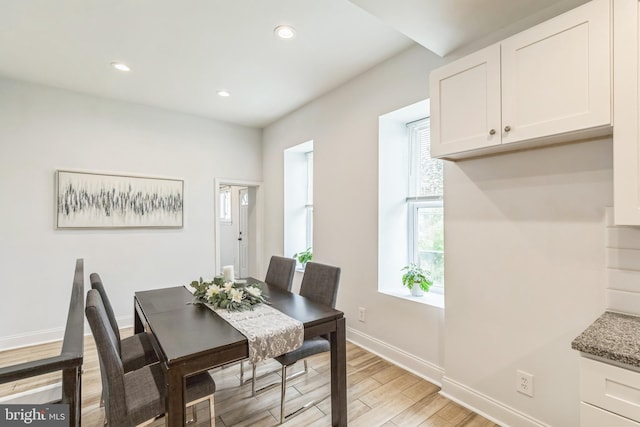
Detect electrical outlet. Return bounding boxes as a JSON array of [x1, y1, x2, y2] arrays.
[[516, 370, 534, 397], [358, 307, 366, 322]]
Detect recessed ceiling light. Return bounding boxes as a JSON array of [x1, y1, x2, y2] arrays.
[[274, 25, 296, 39], [110, 62, 131, 72], [217, 90, 231, 97]]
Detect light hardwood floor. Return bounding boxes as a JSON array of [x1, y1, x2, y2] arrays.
[[0, 329, 499, 427]]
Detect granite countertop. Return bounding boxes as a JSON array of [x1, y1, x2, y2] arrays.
[[572, 311, 640, 368]]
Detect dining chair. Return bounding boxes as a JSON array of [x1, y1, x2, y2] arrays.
[[264, 256, 296, 291], [90, 273, 158, 372], [274, 262, 341, 424], [242, 256, 297, 386], [86, 289, 216, 426]]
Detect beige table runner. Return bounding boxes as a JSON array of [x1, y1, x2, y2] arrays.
[[185, 284, 303, 363], [210, 303, 303, 363]]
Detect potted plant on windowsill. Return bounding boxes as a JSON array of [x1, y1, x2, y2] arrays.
[[401, 264, 433, 297], [293, 247, 313, 269]]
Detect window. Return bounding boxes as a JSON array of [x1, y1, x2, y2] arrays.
[[305, 151, 314, 251], [284, 141, 314, 268], [407, 118, 444, 289], [378, 99, 444, 307], [219, 186, 232, 224]]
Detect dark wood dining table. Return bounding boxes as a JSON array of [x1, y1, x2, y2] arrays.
[[133, 278, 347, 427]]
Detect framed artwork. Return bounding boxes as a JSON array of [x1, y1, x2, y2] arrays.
[[56, 170, 184, 229]]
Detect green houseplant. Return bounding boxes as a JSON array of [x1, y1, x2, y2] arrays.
[[401, 264, 433, 296], [293, 247, 313, 268]]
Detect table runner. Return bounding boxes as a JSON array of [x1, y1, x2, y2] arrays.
[[185, 285, 303, 363]]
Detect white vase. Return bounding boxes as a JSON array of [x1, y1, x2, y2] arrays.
[[410, 285, 424, 297]]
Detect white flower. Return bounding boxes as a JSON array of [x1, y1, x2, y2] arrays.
[[223, 282, 234, 292], [246, 286, 262, 298], [206, 284, 221, 298], [230, 288, 244, 303]]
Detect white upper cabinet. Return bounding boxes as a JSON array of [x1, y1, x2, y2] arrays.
[[430, 0, 611, 159], [430, 45, 501, 158]]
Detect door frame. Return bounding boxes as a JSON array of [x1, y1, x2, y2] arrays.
[[214, 178, 264, 279]]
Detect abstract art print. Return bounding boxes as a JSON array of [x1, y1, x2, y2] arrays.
[[56, 170, 184, 228]]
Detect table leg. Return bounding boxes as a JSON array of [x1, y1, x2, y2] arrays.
[[330, 317, 347, 427], [134, 300, 144, 334], [166, 367, 186, 426]]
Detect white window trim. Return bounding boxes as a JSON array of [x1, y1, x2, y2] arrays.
[[379, 289, 444, 308], [378, 99, 443, 309], [284, 141, 313, 272]]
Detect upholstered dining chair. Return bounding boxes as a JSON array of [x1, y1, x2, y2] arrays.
[[274, 262, 341, 424], [86, 289, 216, 426], [90, 273, 158, 372], [264, 256, 296, 291]]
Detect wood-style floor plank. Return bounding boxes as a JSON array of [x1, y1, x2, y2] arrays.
[[0, 329, 500, 427]]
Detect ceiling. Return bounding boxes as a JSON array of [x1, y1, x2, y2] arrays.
[[0, 0, 591, 128], [349, 0, 591, 58]]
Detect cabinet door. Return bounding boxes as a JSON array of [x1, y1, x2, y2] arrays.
[[580, 357, 640, 422], [429, 44, 501, 158], [581, 402, 640, 427], [501, 0, 610, 144], [614, 0, 640, 225]]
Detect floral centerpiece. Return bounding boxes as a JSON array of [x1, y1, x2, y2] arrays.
[[189, 276, 267, 311]]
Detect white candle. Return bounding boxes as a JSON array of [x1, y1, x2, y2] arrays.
[[223, 265, 235, 283]]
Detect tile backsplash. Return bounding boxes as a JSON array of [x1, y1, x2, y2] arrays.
[[606, 207, 640, 315]]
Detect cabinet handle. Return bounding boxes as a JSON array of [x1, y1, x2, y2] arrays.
[[504, 126, 511, 132], [489, 129, 496, 135]]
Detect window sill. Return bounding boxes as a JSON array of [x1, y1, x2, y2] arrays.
[[379, 289, 444, 309]]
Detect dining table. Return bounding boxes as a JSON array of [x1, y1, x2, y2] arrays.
[[133, 278, 347, 427]]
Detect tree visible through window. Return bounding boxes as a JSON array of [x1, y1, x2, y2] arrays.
[[407, 118, 444, 288]]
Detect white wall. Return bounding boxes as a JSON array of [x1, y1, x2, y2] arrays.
[[263, 41, 614, 426], [263, 45, 447, 379], [442, 139, 611, 427], [0, 78, 262, 349]]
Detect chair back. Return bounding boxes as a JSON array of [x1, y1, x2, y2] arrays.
[[299, 262, 341, 308], [90, 273, 122, 351], [264, 256, 296, 291], [85, 289, 129, 426]]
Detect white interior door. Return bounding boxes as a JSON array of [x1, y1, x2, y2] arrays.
[[214, 178, 262, 279], [238, 188, 249, 278]]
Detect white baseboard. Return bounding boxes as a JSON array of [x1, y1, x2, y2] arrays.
[[0, 327, 67, 351], [346, 327, 444, 386], [0, 315, 134, 351], [117, 315, 134, 330], [0, 383, 62, 404], [440, 376, 550, 427]]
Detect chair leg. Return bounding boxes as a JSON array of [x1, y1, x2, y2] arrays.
[[278, 359, 329, 423], [186, 404, 197, 424], [252, 364, 257, 396], [209, 394, 215, 423], [280, 365, 287, 425], [182, 394, 215, 427]]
